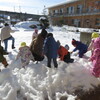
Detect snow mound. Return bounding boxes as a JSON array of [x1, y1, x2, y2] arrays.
[[14, 21, 41, 31]]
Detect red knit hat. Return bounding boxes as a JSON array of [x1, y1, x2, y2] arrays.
[[72, 39, 76, 45], [35, 28, 38, 33]]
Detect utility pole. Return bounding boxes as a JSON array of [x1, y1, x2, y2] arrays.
[[43, 5, 47, 15], [19, 5, 21, 13], [14, 6, 15, 12], [82, 0, 86, 27]]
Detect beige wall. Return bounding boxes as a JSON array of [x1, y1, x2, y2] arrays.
[[48, 0, 100, 29]]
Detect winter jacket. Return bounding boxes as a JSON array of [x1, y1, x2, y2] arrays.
[[73, 41, 88, 57], [90, 48, 100, 77], [0, 45, 7, 62], [88, 37, 100, 54], [30, 33, 45, 56], [58, 46, 68, 60], [0, 26, 14, 41], [93, 37, 100, 51], [17, 46, 34, 66], [44, 36, 59, 58]]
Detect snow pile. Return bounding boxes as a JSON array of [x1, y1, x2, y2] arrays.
[[62, 25, 100, 33], [14, 21, 41, 31], [0, 26, 100, 100]]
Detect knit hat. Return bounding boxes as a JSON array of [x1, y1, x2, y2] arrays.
[[47, 33, 53, 37], [65, 44, 69, 50], [72, 39, 76, 45], [4, 23, 9, 26], [35, 28, 38, 33], [91, 32, 99, 39], [20, 42, 26, 47]]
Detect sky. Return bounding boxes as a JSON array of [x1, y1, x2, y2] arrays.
[[0, 0, 70, 15], [0, 24, 100, 100]]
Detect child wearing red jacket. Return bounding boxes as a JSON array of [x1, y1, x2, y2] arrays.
[[57, 41, 74, 63]]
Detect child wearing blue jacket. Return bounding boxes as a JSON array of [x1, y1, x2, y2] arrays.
[[43, 33, 59, 68], [71, 39, 88, 58]]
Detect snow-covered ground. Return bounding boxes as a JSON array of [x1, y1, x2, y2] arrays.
[[0, 25, 100, 100]]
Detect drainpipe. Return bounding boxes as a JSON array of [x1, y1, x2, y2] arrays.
[[82, 0, 86, 28]]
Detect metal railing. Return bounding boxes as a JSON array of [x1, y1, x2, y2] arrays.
[[49, 10, 100, 17]]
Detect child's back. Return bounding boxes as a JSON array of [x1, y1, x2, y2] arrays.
[[58, 44, 74, 63], [16, 42, 34, 67], [19, 46, 33, 60], [58, 46, 68, 60]]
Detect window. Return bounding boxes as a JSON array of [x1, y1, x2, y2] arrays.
[[66, 7, 69, 14], [55, 10, 58, 14], [86, 6, 91, 12], [71, 7, 74, 14], [60, 8, 63, 13], [53, 10, 55, 15], [72, 19, 74, 24], [95, 18, 100, 25], [76, 5, 83, 13], [66, 6, 74, 14], [53, 10, 59, 15], [95, 1, 100, 8], [49, 11, 53, 15]]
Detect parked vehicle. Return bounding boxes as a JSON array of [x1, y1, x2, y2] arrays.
[[14, 21, 42, 30]]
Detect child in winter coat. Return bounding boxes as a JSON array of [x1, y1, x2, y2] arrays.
[[89, 48, 100, 77], [0, 40, 8, 68], [88, 32, 99, 55], [89, 35, 100, 77], [43, 33, 59, 68], [16, 42, 34, 68], [30, 29, 47, 61], [71, 39, 88, 58], [32, 28, 38, 40], [57, 41, 74, 63]]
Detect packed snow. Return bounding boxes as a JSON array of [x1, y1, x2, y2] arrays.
[[14, 21, 41, 31], [0, 25, 100, 100]]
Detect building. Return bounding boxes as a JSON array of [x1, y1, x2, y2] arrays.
[[0, 10, 42, 25], [48, 0, 100, 29]]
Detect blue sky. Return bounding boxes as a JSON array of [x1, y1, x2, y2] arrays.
[[0, 0, 70, 15]]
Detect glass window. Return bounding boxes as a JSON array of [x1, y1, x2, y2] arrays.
[[95, 18, 100, 25], [66, 6, 74, 14], [77, 5, 83, 13]]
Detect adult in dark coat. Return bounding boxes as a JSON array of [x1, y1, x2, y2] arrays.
[[30, 29, 47, 61], [43, 33, 59, 68]]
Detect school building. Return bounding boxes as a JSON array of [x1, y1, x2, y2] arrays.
[[48, 0, 100, 29]]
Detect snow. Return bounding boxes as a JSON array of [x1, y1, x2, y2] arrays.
[[0, 25, 100, 100], [14, 21, 41, 31], [39, 17, 46, 20]]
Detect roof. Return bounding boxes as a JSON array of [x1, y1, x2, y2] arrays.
[[48, 0, 79, 9]]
